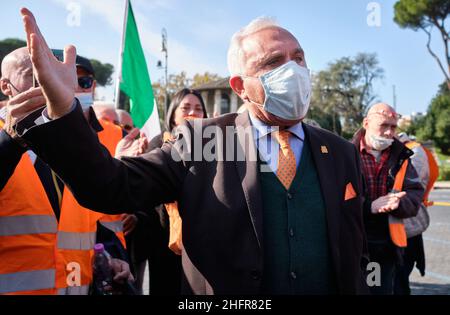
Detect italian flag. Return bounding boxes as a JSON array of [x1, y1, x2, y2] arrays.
[[116, 0, 161, 138]]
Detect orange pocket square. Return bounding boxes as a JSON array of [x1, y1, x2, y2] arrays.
[[344, 182, 357, 201]]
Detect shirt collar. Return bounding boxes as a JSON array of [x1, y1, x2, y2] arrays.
[[248, 111, 304, 141], [87, 107, 104, 133]]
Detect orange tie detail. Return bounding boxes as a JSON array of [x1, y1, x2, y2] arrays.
[[274, 130, 296, 189]]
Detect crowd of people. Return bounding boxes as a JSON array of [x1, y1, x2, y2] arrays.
[[0, 8, 439, 295]]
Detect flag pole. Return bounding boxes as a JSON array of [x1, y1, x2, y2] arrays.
[[114, 0, 130, 109]]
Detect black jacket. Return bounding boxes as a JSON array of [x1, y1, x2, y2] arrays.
[[352, 129, 424, 243], [20, 103, 370, 294]]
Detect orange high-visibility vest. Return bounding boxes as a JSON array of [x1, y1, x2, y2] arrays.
[[405, 141, 440, 207], [96, 120, 127, 249], [388, 160, 409, 248], [162, 131, 183, 255], [0, 152, 59, 295], [0, 119, 125, 295]]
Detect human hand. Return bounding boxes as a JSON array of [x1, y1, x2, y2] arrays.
[[122, 214, 138, 236], [3, 87, 46, 138], [115, 128, 149, 158], [371, 191, 407, 214], [21, 8, 77, 119], [110, 258, 134, 285]]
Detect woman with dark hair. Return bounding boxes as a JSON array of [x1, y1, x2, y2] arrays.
[[151, 88, 208, 147], [130, 88, 207, 295]]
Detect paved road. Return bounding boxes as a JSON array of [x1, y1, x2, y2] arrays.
[[142, 189, 450, 295], [410, 189, 450, 295]]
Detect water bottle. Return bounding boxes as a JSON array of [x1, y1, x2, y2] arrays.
[[93, 243, 113, 295]]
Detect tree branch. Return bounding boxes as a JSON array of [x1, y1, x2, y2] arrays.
[[421, 26, 450, 82]]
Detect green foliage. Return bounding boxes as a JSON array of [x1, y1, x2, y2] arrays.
[[416, 83, 450, 154], [307, 105, 342, 135], [311, 52, 384, 136], [394, 0, 450, 30], [394, 0, 450, 87], [191, 72, 222, 88], [439, 168, 450, 180], [90, 59, 114, 87]]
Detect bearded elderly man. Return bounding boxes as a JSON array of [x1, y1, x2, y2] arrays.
[[352, 103, 424, 295], [7, 9, 369, 294]]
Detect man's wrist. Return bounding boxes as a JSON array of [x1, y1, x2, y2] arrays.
[[47, 99, 75, 120]]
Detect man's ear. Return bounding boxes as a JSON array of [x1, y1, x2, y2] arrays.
[[362, 117, 369, 129], [229, 76, 247, 101], [0, 79, 12, 97]]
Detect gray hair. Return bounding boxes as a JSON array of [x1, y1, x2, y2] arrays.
[[227, 16, 281, 76]]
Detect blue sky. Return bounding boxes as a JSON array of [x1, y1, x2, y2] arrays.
[[1, 0, 447, 115]]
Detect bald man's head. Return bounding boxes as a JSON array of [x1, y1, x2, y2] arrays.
[[93, 104, 119, 124], [363, 102, 399, 150], [366, 103, 397, 118], [0, 47, 33, 98], [116, 109, 134, 131]]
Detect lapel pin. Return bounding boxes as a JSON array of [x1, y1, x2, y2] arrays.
[[321, 146, 328, 154]]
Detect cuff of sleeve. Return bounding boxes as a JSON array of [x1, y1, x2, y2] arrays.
[[0, 129, 27, 155], [15, 99, 78, 137]]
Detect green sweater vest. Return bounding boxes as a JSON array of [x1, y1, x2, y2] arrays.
[[259, 139, 337, 294]]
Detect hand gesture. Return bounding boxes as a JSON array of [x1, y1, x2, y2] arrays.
[[4, 87, 46, 138], [371, 191, 407, 214], [115, 128, 149, 158], [21, 8, 77, 119]]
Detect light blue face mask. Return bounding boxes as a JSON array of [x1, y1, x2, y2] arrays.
[[243, 61, 312, 121], [75, 92, 94, 111]]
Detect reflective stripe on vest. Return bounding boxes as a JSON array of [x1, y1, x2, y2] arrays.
[[0, 153, 58, 295], [0, 269, 56, 294], [0, 120, 125, 295], [96, 119, 127, 248], [57, 231, 97, 250], [57, 284, 90, 295], [388, 159, 409, 248], [99, 220, 123, 233], [55, 120, 125, 294], [0, 215, 57, 236]]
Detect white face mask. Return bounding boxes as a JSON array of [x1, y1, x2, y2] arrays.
[[75, 92, 94, 111], [243, 61, 312, 121], [370, 134, 394, 151]]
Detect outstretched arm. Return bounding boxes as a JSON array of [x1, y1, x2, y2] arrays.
[[10, 8, 189, 214]]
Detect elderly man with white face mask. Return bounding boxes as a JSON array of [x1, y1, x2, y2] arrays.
[[6, 9, 372, 295], [352, 103, 424, 295]]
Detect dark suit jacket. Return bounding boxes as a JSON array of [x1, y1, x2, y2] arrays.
[[22, 103, 369, 295]]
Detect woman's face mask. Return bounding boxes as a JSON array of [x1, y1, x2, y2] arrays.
[[243, 61, 312, 121]]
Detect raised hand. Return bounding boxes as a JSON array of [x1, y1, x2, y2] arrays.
[[115, 128, 149, 158], [20, 8, 77, 119], [4, 87, 46, 138]]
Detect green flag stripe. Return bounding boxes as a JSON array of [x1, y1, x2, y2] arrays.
[[119, 1, 155, 128]]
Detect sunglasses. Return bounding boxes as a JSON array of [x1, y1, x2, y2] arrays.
[[113, 120, 134, 132], [78, 76, 94, 89]]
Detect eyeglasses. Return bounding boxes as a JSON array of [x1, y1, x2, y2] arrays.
[[78, 76, 94, 89], [368, 110, 401, 120], [1, 78, 20, 93]]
